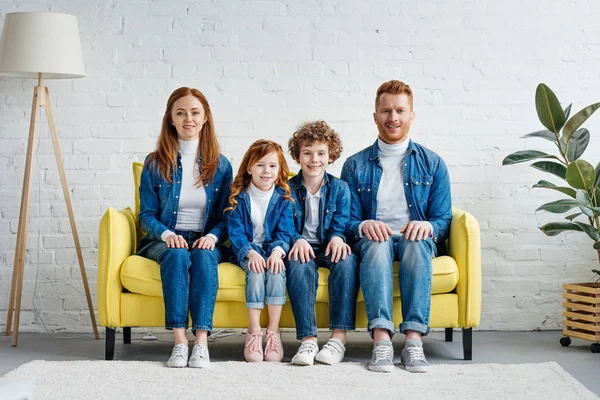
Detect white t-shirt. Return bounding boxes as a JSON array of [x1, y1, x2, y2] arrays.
[[302, 189, 322, 244]]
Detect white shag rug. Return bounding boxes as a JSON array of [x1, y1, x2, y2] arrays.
[[1, 360, 597, 400]]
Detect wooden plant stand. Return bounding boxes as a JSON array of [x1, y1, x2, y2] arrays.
[[561, 282, 600, 353]]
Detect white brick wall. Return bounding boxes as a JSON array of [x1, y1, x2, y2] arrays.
[[1, 0, 599, 332]]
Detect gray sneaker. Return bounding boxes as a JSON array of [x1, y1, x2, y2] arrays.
[[368, 340, 394, 372], [167, 343, 189, 368], [188, 343, 210, 368], [400, 339, 430, 373]]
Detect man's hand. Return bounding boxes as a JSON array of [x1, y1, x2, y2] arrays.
[[400, 221, 433, 241], [267, 250, 285, 274], [192, 235, 216, 250], [246, 249, 266, 273], [289, 238, 315, 263], [165, 234, 188, 249], [361, 220, 393, 242], [325, 236, 351, 263]]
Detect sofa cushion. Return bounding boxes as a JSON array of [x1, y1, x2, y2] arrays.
[[121, 254, 458, 302]]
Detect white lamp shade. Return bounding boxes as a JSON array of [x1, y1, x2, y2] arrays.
[[0, 12, 85, 79]]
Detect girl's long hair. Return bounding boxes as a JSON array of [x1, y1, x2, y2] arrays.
[[145, 87, 219, 185], [226, 139, 293, 211]]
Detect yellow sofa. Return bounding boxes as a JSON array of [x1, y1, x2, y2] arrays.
[[98, 162, 481, 360]]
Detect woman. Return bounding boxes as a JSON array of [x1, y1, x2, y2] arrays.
[[137, 87, 232, 368]]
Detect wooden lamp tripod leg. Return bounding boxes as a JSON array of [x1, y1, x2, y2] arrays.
[[5, 86, 43, 346], [43, 87, 99, 340]]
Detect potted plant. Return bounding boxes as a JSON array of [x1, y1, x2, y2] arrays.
[[502, 83, 600, 353]]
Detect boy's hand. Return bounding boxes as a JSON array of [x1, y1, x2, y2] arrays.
[[325, 236, 351, 263], [246, 249, 266, 273], [267, 250, 285, 274], [289, 238, 315, 263]]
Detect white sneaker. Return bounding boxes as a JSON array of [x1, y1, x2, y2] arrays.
[[291, 340, 319, 366], [188, 343, 210, 368], [167, 343, 189, 368], [315, 338, 345, 365]]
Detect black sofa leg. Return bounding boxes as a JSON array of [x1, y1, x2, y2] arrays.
[[123, 327, 131, 344], [463, 328, 472, 360], [106, 328, 115, 360], [445, 328, 453, 342]]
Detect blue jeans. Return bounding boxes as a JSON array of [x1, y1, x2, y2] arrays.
[[236, 256, 286, 309], [286, 244, 359, 340], [355, 235, 436, 338], [138, 230, 222, 333]]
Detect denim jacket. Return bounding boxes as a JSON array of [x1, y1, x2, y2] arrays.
[[138, 153, 233, 243], [341, 139, 452, 244], [288, 171, 351, 245], [226, 186, 295, 261]]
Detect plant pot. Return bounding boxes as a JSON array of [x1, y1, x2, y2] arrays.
[[561, 282, 600, 353]]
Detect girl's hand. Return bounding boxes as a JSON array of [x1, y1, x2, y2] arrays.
[[267, 251, 285, 274], [246, 250, 266, 273], [165, 234, 188, 249], [325, 236, 351, 263], [289, 238, 315, 263], [192, 235, 216, 250]]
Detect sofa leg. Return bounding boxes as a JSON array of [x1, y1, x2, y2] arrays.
[[123, 327, 131, 344], [463, 328, 472, 360], [445, 328, 453, 342], [106, 328, 115, 360]]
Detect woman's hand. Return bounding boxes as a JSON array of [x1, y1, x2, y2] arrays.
[[165, 234, 188, 249], [325, 236, 351, 263], [267, 251, 285, 274], [192, 235, 216, 250], [289, 238, 315, 263], [246, 250, 266, 273]]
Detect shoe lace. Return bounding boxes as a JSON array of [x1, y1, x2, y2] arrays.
[[297, 341, 318, 354], [191, 344, 208, 359], [246, 332, 262, 353], [373, 345, 393, 362], [406, 345, 426, 361], [266, 331, 282, 353], [171, 344, 187, 358], [322, 340, 343, 355]]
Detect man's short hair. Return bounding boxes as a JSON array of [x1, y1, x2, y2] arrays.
[[375, 80, 413, 111], [288, 120, 343, 163]]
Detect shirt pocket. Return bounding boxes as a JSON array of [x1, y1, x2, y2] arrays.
[[410, 175, 433, 205], [152, 178, 173, 203], [292, 204, 303, 231], [322, 203, 337, 231], [356, 182, 374, 204]]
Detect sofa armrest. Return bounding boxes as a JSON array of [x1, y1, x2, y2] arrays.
[[447, 207, 481, 328], [98, 207, 137, 328]]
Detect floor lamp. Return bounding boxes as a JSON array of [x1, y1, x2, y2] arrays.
[[0, 12, 99, 346]]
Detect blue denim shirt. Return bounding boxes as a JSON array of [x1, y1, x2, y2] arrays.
[[138, 153, 233, 243], [226, 186, 295, 261], [341, 139, 452, 244], [288, 171, 351, 245]]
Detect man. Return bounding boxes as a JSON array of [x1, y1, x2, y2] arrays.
[[341, 80, 452, 373]]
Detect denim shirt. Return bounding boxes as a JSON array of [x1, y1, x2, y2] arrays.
[[341, 139, 452, 244], [138, 153, 233, 243], [226, 186, 295, 261], [288, 171, 351, 245]]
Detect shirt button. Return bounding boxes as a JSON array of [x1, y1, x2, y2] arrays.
[[404, 163, 407, 166], [405, 183, 408, 186], [409, 204, 412, 207], [177, 181, 181, 184], [176, 196, 179, 198]]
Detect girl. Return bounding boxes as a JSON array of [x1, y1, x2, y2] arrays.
[[226, 139, 295, 362], [137, 87, 232, 368]]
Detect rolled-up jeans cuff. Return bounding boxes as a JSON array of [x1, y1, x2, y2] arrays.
[[265, 296, 286, 306], [367, 317, 396, 339], [246, 302, 264, 309], [191, 325, 212, 335], [297, 330, 318, 340], [165, 324, 188, 330], [400, 321, 430, 336]]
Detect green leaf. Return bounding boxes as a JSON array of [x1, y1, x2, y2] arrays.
[[594, 241, 600, 250], [535, 84, 566, 133], [532, 180, 576, 198], [566, 160, 595, 190], [571, 221, 600, 241], [502, 150, 558, 165], [539, 222, 583, 236], [522, 130, 557, 142], [563, 128, 590, 162], [536, 199, 582, 213], [564, 104, 572, 120], [595, 161, 600, 189], [531, 161, 567, 180], [563, 102, 600, 142], [564, 212, 582, 221]]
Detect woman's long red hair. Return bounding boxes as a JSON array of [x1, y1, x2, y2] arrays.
[[226, 139, 293, 211], [146, 87, 219, 185]]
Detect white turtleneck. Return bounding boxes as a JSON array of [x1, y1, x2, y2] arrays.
[[247, 182, 285, 257]]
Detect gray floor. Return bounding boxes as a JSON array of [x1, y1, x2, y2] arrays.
[[1, 330, 599, 396]]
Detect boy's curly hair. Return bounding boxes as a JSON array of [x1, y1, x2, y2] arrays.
[[288, 120, 343, 163]]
